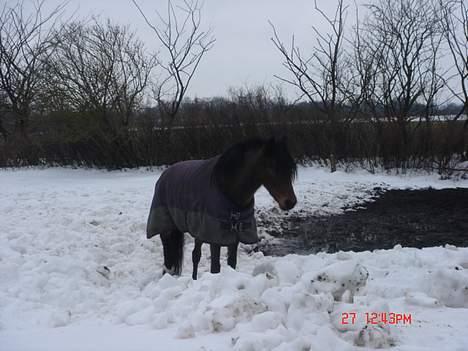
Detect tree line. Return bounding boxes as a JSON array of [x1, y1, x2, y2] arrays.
[[0, 0, 466, 173]]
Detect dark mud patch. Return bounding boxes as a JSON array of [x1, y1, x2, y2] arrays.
[[259, 188, 468, 256]]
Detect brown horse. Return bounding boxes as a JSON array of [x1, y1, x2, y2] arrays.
[[147, 137, 297, 279]]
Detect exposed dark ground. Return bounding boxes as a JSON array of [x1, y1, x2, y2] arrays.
[[259, 188, 468, 256]]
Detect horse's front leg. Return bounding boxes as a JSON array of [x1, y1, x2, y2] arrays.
[[210, 244, 221, 274], [227, 241, 239, 269], [192, 239, 202, 280]]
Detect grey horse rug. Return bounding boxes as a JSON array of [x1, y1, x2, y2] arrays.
[[147, 156, 258, 245]]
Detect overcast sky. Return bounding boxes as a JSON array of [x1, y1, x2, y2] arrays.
[[11, 0, 461, 103], [29, 0, 345, 100]]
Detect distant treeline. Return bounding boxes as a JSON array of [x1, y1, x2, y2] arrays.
[[1, 88, 466, 174]]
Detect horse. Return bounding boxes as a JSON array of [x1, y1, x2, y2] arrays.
[[146, 136, 297, 280]]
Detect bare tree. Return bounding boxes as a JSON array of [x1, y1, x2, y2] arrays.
[[0, 89, 10, 141], [270, 0, 349, 172], [344, 8, 387, 171], [46, 18, 156, 132], [441, 0, 468, 121], [132, 0, 215, 129], [0, 0, 65, 139], [113, 29, 156, 128], [362, 0, 443, 169], [439, 0, 468, 165]]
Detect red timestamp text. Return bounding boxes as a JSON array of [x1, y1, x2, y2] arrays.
[[341, 312, 412, 325]]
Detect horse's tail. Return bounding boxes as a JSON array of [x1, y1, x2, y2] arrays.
[[163, 230, 184, 275]]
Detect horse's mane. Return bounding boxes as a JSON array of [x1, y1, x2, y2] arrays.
[[212, 137, 297, 191], [265, 137, 298, 181]]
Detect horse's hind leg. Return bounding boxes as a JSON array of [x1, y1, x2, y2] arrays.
[[210, 244, 221, 274], [161, 230, 184, 275], [227, 241, 238, 269], [161, 232, 171, 274], [192, 239, 202, 280]]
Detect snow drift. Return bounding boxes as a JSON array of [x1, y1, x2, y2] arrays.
[[1, 167, 468, 350]]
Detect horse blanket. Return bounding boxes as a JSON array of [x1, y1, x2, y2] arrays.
[[147, 156, 258, 245]]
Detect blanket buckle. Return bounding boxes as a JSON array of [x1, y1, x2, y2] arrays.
[[231, 222, 244, 232], [230, 211, 242, 232]]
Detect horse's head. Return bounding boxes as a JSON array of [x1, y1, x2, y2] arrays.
[[258, 136, 297, 211], [213, 136, 297, 210]]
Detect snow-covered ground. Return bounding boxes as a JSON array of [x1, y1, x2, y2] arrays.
[[1, 167, 467, 350]]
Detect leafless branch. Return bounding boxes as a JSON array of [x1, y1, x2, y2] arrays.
[[440, 0, 468, 122], [132, 0, 215, 126], [0, 0, 67, 138], [270, 0, 349, 171], [44, 18, 157, 131]]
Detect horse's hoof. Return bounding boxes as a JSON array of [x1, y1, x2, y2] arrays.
[[162, 265, 176, 275]]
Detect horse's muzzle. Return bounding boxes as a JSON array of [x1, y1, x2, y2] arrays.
[[279, 196, 297, 211]]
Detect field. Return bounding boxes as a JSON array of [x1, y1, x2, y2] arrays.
[[1, 166, 468, 350]]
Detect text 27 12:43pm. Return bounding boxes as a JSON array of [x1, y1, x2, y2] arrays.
[[341, 312, 412, 325]]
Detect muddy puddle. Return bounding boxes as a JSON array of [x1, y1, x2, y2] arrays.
[[259, 188, 468, 256]]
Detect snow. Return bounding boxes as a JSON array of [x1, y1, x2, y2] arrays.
[[1, 166, 468, 350]]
